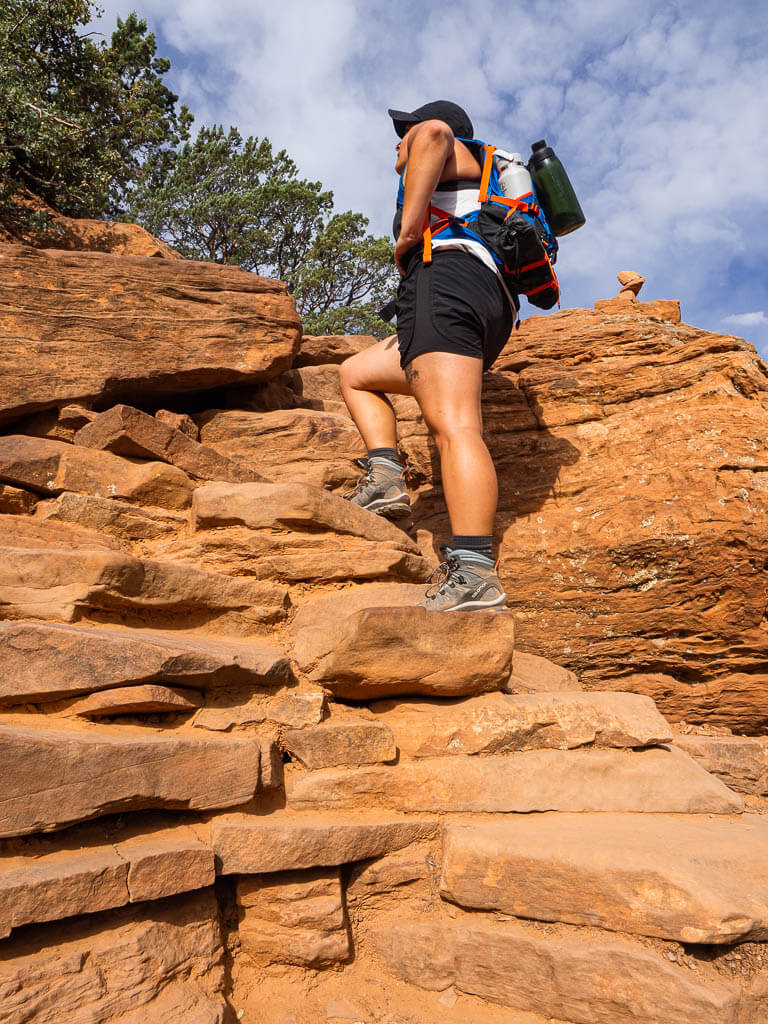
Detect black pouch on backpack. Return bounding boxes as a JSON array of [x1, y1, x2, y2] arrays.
[[476, 203, 559, 310]]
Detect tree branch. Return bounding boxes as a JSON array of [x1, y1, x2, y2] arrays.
[[21, 101, 88, 134]]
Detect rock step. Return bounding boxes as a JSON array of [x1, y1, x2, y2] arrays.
[[0, 825, 214, 938], [0, 434, 194, 509], [183, 480, 428, 584], [74, 403, 259, 484], [237, 867, 350, 967], [674, 733, 768, 795], [0, 515, 288, 628], [0, 717, 269, 837], [0, 241, 299, 424], [370, 691, 672, 756], [440, 813, 768, 945], [294, 603, 516, 699], [0, 620, 292, 704], [211, 811, 439, 874], [285, 747, 743, 814], [374, 918, 747, 1024], [0, 888, 227, 1023]]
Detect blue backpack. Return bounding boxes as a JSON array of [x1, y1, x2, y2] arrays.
[[397, 138, 561, 312]]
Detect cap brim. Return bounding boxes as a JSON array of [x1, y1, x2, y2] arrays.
[[388, 108, 420, 138]]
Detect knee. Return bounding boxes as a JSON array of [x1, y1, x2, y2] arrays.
[[428, 421, 482, 451], [338, 357, 357, 392]]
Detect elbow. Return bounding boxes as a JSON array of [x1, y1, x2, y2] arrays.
[[413, 119, 454, 153]]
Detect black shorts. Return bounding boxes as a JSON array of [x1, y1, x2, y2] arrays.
[[395, 248, 514, 372]]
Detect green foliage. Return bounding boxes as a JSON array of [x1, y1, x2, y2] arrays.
[[129, 126, 398, 337], [1, 1, 396, 335], [0, 0, 191, 220]]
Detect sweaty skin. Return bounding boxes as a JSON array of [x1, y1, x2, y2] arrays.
[[394, 120, 482, 274]]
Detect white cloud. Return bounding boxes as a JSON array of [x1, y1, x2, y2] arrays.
[[722, 312, 767, 327], [89, 0, 768, 355]]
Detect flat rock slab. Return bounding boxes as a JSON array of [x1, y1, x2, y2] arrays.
[[0, 825, 214, 936], [294, 606, 515, 698], [192, 480, 419, 547], [286, 747, 743, 814], [0, 243, 300, 423], [441, 814, 768, 944], [370, 691, 672, 757], [0, 719, 263, 836], [374, 920, 741, 1024], [0, 434, 194, 509], [507, 649, 582, 692], [65, 683, 202, 717], [75, 404, 259, 483], [237, 867, 349, 967], [0, 889, 227, 1024], [211, 812, 438, 873], [282, 720, 397, 769], [38, 491, 185, 540], [675, 734, 768, 795], [294, 334, 377, 366], [197, 407, 364, 489], [0, 621, 292, 703], [0, 483, 37, 513], [193, 690, 325, 732], [0, 520, 289, 626]]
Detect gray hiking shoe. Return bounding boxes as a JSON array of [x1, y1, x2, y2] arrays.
[[343, 457, 411, 519], [420, 546, 508, 612]]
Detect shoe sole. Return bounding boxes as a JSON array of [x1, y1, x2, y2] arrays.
[[445, 595, 509, 612], [369, 502, 411, 519]]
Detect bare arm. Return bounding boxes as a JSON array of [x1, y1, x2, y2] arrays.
[[395, 120, 454, 274]]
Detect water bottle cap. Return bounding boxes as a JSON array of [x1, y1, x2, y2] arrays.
[[529, 139, 556, 169]]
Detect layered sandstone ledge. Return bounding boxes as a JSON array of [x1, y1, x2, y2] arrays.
[[1, 234, 767, 1023]]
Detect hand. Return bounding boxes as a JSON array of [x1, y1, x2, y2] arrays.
[[394, 232, 421, 276]]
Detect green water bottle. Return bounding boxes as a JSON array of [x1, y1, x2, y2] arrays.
[[528, 139, 586, 237]]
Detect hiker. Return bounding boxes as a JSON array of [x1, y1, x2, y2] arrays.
[[339, 100, 515, 612]]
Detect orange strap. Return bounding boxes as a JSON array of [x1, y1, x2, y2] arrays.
[[478, 145, 495, 203], [422, 209, 432, 263]]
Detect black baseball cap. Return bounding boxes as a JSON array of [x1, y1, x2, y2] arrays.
[[388, 100, 474, 140]]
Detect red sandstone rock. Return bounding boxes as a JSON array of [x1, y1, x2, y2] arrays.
[[0, 482, 37, 513], [374, 919, 741, 1024], [75, 404, 258, 483], [38, 492, 185, 540], [65, 684, 202, 717], [0, 434, 194, 509], [184, 480, 427, 583], [155, 409, 199, 438], [197, 407, 364, 488], [294, 334, 377, 367], [286, 747, 742, 814], [370, 691, 672, 757], [0, 242, 300, 423], [282, 719, 397, 769], [0, 890, 227, 1023], [674, 733, 768, 795], [507, 649, 581, 692], [402, 301, 768, 730], [440, 814, 768, 944], [193, 691, 325, 733], [0, 826, 213, 936], [0, 517, 289, 627], [0, 717, 263, 836], [294, 605, 515, 698], [0, 621, 291, 703], [237, 868, 350, 967], [211, 812, 438, 873]]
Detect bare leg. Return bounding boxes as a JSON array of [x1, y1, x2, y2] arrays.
[[339, 335, 411, 450], [405, 351, 495, 535]]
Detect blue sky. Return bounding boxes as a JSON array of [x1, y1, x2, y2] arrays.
[[92, 0, 768, 354]]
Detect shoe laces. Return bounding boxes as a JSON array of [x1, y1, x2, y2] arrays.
[[343, 458, 374, 500], [424, 549, 468, 599]]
